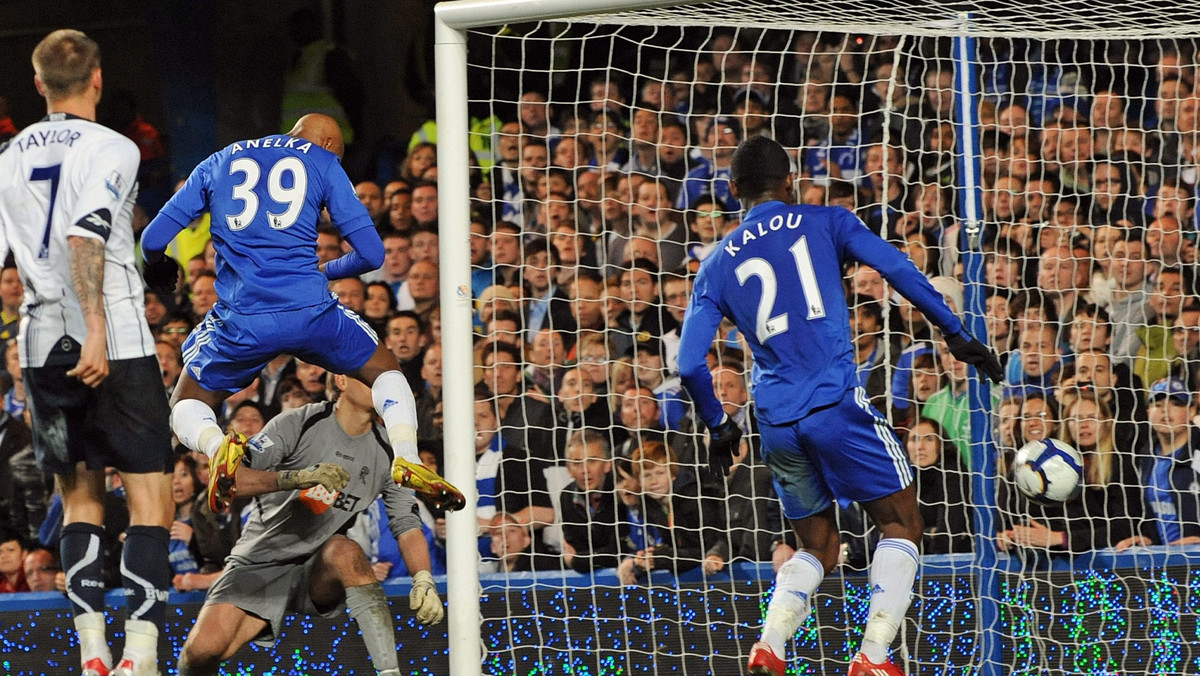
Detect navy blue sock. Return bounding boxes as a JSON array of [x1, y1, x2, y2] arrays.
[[121, 526, 171, 625], [61, 522, 107, 616]]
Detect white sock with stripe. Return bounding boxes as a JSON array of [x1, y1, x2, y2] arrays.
[[371, 370, 422, 464], [761, 550, 824, 658], [170, 399, 224, 458], [860, 537, 919, 664]]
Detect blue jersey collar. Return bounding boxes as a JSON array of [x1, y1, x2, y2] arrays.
[[742, 200, 788, 223]]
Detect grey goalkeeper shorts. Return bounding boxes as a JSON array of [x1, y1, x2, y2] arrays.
[[203, 555, 346, 647]]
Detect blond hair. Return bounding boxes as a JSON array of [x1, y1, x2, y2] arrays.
[[1060, 389, 1115, 486], [32, 30, 100, 100]]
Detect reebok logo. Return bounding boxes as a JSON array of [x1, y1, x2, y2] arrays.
[[83, 212, 110, 234]]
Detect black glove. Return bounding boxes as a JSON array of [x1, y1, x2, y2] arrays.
[[708, 415, 742, 478], [945, 329, 1004, 383], [142, 249, 181, 300]]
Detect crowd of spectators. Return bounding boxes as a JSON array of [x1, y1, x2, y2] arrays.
[[5, 30, 1200, 594]]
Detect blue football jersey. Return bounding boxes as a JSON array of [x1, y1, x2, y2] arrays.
[[678, 201, 963, 428], [150, 134, 374, 313]]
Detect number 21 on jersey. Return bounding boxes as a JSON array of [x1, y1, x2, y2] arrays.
[[734, 236, 826, 343], [226, 157, 308, 231]]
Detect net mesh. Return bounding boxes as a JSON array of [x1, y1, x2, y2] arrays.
[[574, 2, 1200, 39], [450, 11, 1200, 676]]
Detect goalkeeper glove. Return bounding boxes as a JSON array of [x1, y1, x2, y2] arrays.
[[409, 570, 444, 625], [277, 463, 351, 492], [707, 415, 742, 478], [945, 329, 1004, 383]]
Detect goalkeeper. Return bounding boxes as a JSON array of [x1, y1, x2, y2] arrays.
[[175, 374, 445, 676], [678, 136, 1002, 676]]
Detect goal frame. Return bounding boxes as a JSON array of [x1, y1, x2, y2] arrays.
[[433, 2, 998, 674]]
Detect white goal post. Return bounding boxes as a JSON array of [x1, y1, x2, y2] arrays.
[[435, 4, 697, 676]]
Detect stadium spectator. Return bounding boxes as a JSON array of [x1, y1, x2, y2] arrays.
[[410, 181, 439, 229], [168, 455, 203, 577], [156, 340, 183, 398], [22, 546, 62, 593], [704, 365, 783, 567], [3, 415, 42, 543], [1115, 377, 1200, 550], [228, 401, 266, 438], [0, 530, 29, 593], [618, 440, 726, 581], [399, 142, 438, 185], [904, 418, 972, 554], [850, 296, 892, 411], [330, 276, 367, 316], [156, 314, 194, 351], [1170, 302, 1200, 391], [1103, 233, 1153, 365], [1132, 266, 1188, 387], [526, 326, 568, 397], [354, 181, 386, 224], [470, 386, 553, 552], [384, 311, 428, 393], [188, 270, 219, 324], [363, 280, 399, 339], [611, 259, 679, 357], [677, 116, 741, 211], [487, 512, 560, 573], [480, 340, 555, 465], [0, 261, 22, 345], [401, 258, 440, 324], [560, 429, 632, 573], [627, 335, 688, 432], [1001, 388, 1143, 556], [414, 343, 443, 443], [385, 182, 414, 232], [925, 335, 999, 463], [552, 365, 619, 460]]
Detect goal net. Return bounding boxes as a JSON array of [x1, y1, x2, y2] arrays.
[[434, 2, 1200, 675]]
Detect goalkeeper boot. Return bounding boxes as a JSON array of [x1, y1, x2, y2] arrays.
[[208, 432, 247, 514], [82, 657, 111, 676], [747, 641, 786, 676], [391, 456, 465, 512], [848, 652, 906, 676]]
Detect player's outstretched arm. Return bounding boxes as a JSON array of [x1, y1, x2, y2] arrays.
[[230, 463, 350, 499], [323, 226, 384, 279]]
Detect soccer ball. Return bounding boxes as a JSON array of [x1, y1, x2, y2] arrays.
[[1012, 438, 1084, 504]]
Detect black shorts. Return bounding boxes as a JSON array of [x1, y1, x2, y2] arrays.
[[25, 355, 173, 476]]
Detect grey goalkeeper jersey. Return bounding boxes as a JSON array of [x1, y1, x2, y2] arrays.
[[229, 401, 422, 566]]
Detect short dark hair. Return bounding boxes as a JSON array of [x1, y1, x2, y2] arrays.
[[479, 339, 523, 366], [730, 136, 791, 200], [390, 310, 426, 334]]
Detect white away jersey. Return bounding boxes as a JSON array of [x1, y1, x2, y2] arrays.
[[0, 114, 155, 368]]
